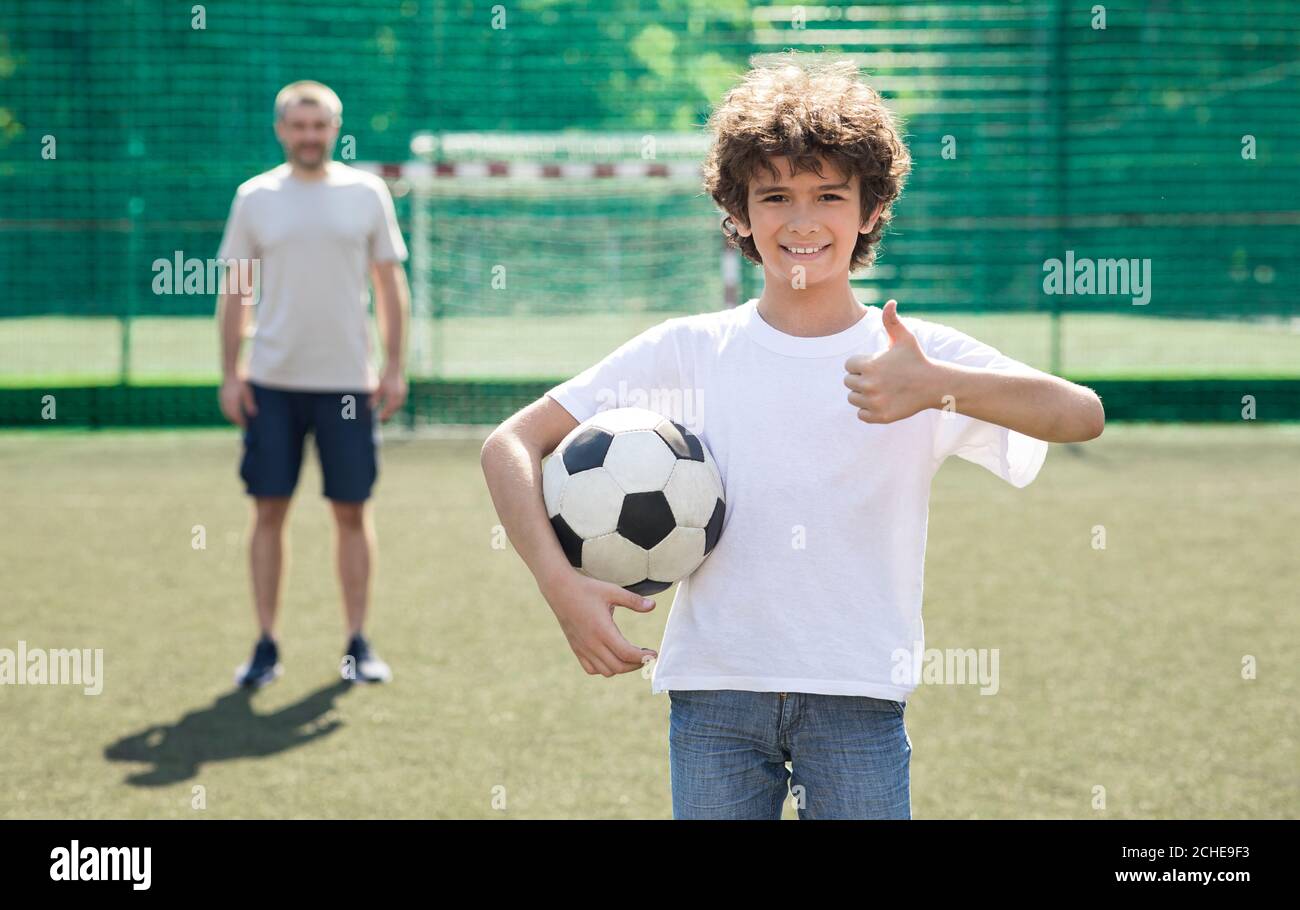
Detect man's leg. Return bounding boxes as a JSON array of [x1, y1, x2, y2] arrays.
[[313, 389, 388, 681], [329, 498, 389, 682], [329, 499, 373, 638], [250, 496, 293, 636], [235, 381, 307, 686]]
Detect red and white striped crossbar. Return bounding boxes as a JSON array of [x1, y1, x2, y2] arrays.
[[355, 160, 703, 181]]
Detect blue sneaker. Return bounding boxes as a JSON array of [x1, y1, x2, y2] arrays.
[[235, 635, 283, 688], [342, 633, 392, 683]]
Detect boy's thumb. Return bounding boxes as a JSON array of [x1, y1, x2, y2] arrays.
[[882, 299, 915, 348]]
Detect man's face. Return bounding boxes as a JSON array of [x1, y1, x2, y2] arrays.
[[734, 155, 882, 287], [274, 100, 337, 169]]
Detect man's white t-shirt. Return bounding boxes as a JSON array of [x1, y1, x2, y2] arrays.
[[217, 161, 408, 392], [546, 299, 1048, 702]]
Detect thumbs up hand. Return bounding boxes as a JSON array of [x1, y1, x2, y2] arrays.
[[843, 299, 941, 425]]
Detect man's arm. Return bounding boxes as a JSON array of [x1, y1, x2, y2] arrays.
[[369, 260, 410, 421], [480, 396, 661, 677], [216, 264, 256, 427]]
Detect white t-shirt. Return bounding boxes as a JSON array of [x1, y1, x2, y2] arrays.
[[546, 299, 1048, 702], [217, 161, 408, 392]]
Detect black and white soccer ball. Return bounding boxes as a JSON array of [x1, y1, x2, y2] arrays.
[[543, 407, 725, 595]]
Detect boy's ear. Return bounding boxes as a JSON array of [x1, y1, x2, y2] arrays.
[[724, 211, 752, 238], [860, 201, 886, 234]]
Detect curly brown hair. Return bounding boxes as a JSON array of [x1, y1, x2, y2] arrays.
[[701, 52, 912, 272]]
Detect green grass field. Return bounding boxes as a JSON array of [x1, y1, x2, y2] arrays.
[[0, 423, 1294, 816], [4, 311, 1300, 386], [1, 424, 1297, 819]]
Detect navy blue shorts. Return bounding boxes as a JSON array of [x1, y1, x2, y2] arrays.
[[239, 381, 380, 502]]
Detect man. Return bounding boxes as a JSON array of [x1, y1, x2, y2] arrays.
[[216, 80, 411, 687]]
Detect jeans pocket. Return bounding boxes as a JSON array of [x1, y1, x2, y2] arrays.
[[669, 689, 721, 709]]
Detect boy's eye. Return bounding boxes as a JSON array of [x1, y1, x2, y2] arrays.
[[759, 193, 845, 202]]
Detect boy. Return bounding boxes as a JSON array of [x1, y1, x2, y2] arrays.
[[480, 54, 1103, 819]]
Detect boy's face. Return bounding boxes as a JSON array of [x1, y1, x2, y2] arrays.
[[734, 155, 884, 287]]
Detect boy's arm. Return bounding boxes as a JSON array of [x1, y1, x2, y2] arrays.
[[844, 300, 1104, 444], [480, 395, 661, 677], [924, 359, 1102, 444]]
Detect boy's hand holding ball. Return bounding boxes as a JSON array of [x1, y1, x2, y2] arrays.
[[844, 299, 944, 425], [541, 568, 659, 677]]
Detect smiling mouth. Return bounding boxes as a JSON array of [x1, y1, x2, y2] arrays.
[[781, 243, 830, 258]]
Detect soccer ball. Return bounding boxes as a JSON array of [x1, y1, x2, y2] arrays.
[[542, 407, 725, 595]]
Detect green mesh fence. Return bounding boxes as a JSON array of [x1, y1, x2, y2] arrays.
[[1, 0, 1297, 425]]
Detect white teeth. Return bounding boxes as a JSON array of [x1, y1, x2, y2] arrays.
[[784, 245, 826, 254]]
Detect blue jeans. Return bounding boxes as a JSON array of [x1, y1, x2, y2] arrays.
[[668, 689, 911, 819]]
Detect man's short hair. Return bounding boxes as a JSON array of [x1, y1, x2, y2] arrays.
[[274, 81, 343, 124], [702, 52, 912, 271]]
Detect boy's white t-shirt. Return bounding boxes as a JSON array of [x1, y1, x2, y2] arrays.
[[545, 299, 1048, 702], [217, 161, 408, 392]]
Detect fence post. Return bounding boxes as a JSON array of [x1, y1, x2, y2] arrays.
[[1048, 0, 1069, 376], [722, 238, 740, 308], [122, 195, 143, 386]]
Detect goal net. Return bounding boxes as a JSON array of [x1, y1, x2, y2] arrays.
[[357, 132, 740, 381]]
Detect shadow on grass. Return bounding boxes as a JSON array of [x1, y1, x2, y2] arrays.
[[104, 680, 353, 786]]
